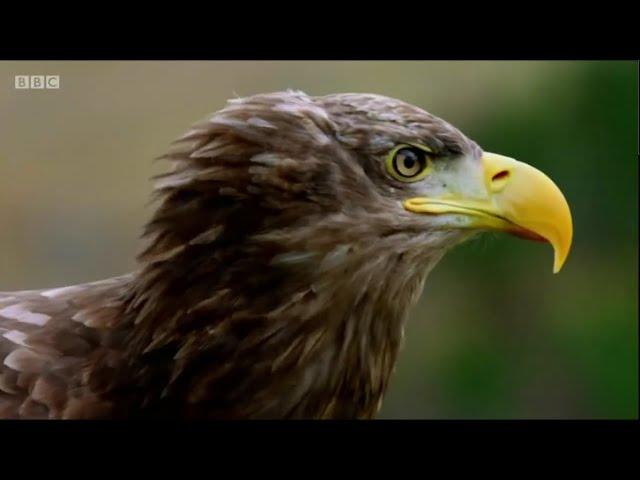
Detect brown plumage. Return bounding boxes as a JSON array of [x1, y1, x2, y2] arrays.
[[0, 91, 538, 419]]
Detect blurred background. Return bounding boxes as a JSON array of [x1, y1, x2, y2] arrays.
[[0, 61, 637, 418]]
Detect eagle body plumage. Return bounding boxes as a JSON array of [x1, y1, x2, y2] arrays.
[[0, 91, 572, 419]]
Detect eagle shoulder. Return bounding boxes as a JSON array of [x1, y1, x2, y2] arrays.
[[0, 275, 133, 419]]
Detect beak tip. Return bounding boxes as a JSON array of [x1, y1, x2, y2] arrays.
[[552, 246, 570, 274]]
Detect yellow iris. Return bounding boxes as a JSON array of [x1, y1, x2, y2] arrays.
[[386, 144, 433, 183]]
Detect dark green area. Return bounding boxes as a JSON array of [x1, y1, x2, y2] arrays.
[[381, 61, 638, 419]]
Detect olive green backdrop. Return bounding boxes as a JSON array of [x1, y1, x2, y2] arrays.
[[0, 61, 636, 418]]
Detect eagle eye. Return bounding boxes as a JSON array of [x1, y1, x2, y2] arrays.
[[386, 144, 433, 182]]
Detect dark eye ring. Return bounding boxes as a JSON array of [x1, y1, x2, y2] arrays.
[[386, 145, 433, 182]]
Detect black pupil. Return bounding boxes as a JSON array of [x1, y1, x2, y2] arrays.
[[403, 156, 416, 169], [397, 148, 421, 176]]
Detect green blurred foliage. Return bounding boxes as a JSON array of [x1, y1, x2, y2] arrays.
[[0, 61, 637, 418], [382, 61, 638, 419]]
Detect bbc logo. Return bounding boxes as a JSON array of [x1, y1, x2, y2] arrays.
[[15, 75, 60, 89]]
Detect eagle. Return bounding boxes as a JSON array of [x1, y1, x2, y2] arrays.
[[0, 91, 573, 419]]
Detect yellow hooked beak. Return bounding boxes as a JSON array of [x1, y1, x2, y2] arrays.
[[404, 153, 573, 273]]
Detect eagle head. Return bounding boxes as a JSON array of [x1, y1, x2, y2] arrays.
[[125, 91, 573, 418]]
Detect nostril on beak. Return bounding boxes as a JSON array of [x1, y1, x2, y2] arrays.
[[492, 170, 510, 182], [490, 169, 511, 192]]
